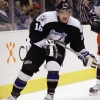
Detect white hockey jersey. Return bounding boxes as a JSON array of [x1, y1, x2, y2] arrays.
[[94, 0, 100, 18], [29, 11, 85, 52], [89, 0, 100, 19]]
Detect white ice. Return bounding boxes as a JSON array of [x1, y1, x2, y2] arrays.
[[5, 78, 100, 100]]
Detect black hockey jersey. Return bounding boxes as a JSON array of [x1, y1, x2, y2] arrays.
[[29, 11, 85, 52]]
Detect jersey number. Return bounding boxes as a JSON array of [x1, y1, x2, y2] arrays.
[[35, 23, 43, 32]]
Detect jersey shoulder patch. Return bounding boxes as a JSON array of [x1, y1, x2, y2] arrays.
[[36, 11, 58, 26]]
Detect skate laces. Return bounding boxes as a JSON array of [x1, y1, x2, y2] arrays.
[[44, 94, 54, 100]]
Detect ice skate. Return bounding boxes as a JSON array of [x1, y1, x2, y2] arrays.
[[43, 94, 54, 100], [89, 84, 100, 95], [7, 95, 18, 100]]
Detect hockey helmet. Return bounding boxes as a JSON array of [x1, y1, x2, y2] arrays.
[[56, 0, 72, 12]]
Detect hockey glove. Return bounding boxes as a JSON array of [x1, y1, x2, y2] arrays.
[[45, 39, 58, 59], [78, 49, 97, 68], [91, 20, 100, 33], [89, 14, 100, 33]]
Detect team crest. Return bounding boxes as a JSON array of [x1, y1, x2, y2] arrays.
[[37, 15, 47, 22], [62, 3, 69, 9]]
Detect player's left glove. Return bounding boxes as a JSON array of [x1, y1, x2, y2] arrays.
[[91, 19, 100, 33], [89, 9, 100, 33], [45, 39, 58, 59], [78, 49, 97, 68]]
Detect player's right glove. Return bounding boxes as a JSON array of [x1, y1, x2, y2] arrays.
[[45, 39, 58, 59], [78, 49, 97, 68]]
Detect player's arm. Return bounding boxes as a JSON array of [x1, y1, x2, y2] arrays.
[[89, 8, 100, 33], [29, 17, 58, 59], [29, 19, 45, 44], [83, 0, 100, 33], [70, 26, 97, 68], [70, 37, 97, 68]]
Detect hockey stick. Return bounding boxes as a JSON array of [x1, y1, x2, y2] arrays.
[[56, 41, 86, 59], [56, 40, 100, 68]]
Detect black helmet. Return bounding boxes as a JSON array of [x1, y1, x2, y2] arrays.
[[56, 0, 71, 12]]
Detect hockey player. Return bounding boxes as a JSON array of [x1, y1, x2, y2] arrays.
[[89, 0, 100, 95], [83, 0, 100, 95], [7, 1, 97, 100]]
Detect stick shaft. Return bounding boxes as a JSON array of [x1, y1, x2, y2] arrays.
[[56, 40, 100, 68], [56, 41, 85, 58]]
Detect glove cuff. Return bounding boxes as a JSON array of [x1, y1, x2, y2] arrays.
[[78, 49, 90, 59]]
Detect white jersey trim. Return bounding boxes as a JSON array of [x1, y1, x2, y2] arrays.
[[36, 11, 83, 33], [67, 16, 83, 33], [36, 11, 58, 27]]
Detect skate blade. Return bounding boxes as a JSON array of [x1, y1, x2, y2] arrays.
[[89, 90, 100, 96]]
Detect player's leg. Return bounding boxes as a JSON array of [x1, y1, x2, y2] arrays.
[[89, 34, 100, 95], [89, 68, 100, 95], [7, 45, 46, 100], [44, 45, 65, 100]]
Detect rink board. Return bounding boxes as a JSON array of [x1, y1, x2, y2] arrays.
[[0, 25, 98, 99], [0, 68, 96, 99]]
